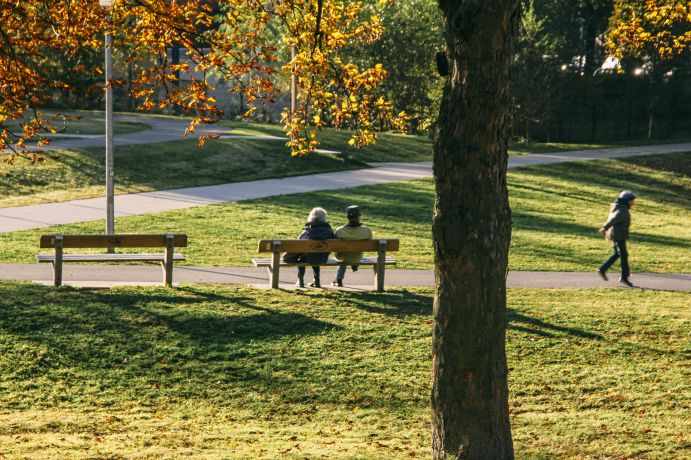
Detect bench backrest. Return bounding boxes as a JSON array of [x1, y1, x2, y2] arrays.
[[40, 234, 188, 249], [257, 239, 399, 254]]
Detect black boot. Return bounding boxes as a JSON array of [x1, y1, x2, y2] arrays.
[[309, 268, 321, 288], [296, 267, 305, 288]]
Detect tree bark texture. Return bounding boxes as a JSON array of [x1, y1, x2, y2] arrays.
[[432, 1, 519, 459]]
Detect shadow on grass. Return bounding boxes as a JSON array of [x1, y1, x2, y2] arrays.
[[507, 309, 602, 339], [514, 212, 690, 248], [266, 182, 434, 227], [0, 283, 674, 411], [331, 289, 433, 317], [516, 154, 691, 211], [342, 290, 603, 341], [255, 153, 689, 238], [0, 284, 338, 355]]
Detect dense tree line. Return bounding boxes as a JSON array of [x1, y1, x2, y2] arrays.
[[352, 0, 690, 142], [23, 1, 689, 144]]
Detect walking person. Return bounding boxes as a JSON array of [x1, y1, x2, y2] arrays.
[[597, 190, 636, 287], [331, 205, 372, 287], [284, 207, 334, 288]]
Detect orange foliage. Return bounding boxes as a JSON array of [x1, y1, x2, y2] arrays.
[[0, 0, 406, 161], [607, 0, 691, 64]]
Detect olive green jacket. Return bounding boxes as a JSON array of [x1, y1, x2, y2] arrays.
[[334, 224, 372, 264]]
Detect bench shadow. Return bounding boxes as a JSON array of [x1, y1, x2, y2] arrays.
[[0, 284, 337, 359], [0, 283, 680, 411]]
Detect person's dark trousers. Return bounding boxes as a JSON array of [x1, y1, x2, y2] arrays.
[[297, 266, 320, 284], [599, 240, 629, 279]]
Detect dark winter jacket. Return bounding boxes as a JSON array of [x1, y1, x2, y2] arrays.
[[283, 221, 335, 265], [603, 198, 632, 241]]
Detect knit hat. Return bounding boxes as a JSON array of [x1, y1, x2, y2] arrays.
[[346, 205, 361, 220], [618, 190, 636, 203]]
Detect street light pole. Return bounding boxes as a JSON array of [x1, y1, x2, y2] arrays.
[[290, 45, 297, 118], [100, 0, 115, 243]]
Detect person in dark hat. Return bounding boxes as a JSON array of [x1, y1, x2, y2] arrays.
[[331, 205, 372, 287], [597, 190, 636, 286]]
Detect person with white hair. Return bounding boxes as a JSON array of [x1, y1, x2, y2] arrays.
[[283, 207, 335, 288]]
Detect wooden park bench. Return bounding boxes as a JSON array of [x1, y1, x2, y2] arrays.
[[252, 239, 399, 291], [37, 234, 187, 287]]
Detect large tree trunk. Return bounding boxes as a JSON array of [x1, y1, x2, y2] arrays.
[[432, 1, 519, 458]]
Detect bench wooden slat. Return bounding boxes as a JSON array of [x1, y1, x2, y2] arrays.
[[253, 238, 398, 292], [38, 233, 187, 287], [40, 234, 188, 249], [38, 253, 186, 263], [251, 256, 396, 267], [257, 239, 399, 253]]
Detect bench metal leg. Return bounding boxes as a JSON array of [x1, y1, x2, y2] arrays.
[[374, 239, 386, 292], [270, 241, 281, 289], [163, 234, 174, 287], [54, 235, 64, 287]]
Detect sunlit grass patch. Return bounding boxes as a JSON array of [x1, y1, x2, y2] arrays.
[[0, 284, 687, 458], [1, 153, 688, 273], [7, 114, 681, 209], [0, 138, 368, 208]]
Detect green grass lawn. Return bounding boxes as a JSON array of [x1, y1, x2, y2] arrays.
[[0, 138, 368, 208], [0, 126, 432, 208], [1, 152, 688, 272], [6, 113, 687, 208], [220, 121, 436, 163], [0, 283, 687, 459], [508, 136, 691, 154]]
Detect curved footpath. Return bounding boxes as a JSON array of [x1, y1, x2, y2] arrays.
[[28, 114, 287, 151], [2, 142, 690, 233], [1, 126, 689, 290], [0, 264, 689, 291]]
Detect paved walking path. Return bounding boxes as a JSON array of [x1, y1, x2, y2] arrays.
[[1, 264, 689, 291], [28, 115, 287, 151], [2, 142, 690, 233], [3, 127, 689, 291]]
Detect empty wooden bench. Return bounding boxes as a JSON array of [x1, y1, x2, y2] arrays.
[[252, 239, 399, 291], [37, 234, 187, 287]]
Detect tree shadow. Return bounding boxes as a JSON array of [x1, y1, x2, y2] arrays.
[[620, 152, 691, 177], [513, 212, 690, 248], [326, 289, 433, 317], [266, 182, 434, 227], [507, 308, 602, 339], [515, 155, 691, 211], [0, 284, 338, 366], [0, 283, 680, 412], [339, 290, 603, 342], [510, 182, 604, 206]]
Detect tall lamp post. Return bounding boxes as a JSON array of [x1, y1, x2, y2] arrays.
[[290, 45, 297, 117], [100, 0, 115, 242]]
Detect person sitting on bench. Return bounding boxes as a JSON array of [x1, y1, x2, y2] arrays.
[[332, 205, 373, 287], [283, 207, 335, 288]]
